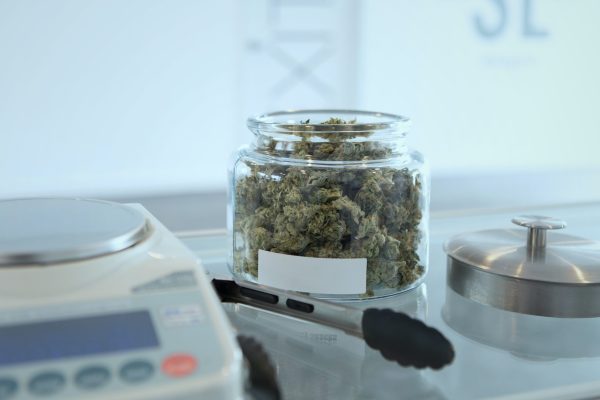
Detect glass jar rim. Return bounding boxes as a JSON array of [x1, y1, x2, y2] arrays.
[[247, 109, 410, 134]]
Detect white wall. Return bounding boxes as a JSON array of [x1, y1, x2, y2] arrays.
[[0, 0, 599, 208], [0, 0, 359, 198], [358, 0, 600, 208], [359, 0, 600, 176], [0, 0, 238, 197]]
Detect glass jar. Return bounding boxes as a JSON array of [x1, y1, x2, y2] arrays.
[[228, 110, 429, 299]]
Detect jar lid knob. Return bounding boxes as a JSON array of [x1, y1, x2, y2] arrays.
[[511, 215, 567, 254]]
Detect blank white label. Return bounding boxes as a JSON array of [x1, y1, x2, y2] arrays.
[[258, 250, 367, 294], [160, 304, 204, 328]]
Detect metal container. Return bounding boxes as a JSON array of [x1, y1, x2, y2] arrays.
[[444, 215, 600, 318]]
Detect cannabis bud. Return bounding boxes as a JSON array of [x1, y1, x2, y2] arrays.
[[232, 116, 425, 297]]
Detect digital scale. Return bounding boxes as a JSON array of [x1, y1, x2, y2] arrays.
[[0, 198, 244, 400]]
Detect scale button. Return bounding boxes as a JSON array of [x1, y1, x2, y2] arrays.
[[75, 366, 110, 390], [162, 354, 197, 378], [0, 378, 18, 399], [119, 360, 155, 384], [28, 372, 65, 396]]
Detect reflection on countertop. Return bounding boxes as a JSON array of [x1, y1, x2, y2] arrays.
[[181, 202, 600, 400]]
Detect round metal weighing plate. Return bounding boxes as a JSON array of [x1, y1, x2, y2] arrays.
[[444, 216, 600, 318], [0, 198, 152, 266]]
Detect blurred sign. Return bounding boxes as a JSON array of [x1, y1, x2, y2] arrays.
[[474, 0, 548, 39], [360, 0, 600, 176], [235, 0, 359, 144]]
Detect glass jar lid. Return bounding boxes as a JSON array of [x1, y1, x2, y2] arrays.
[[0, 198, 152, 266], [444, 215, 600, 317]]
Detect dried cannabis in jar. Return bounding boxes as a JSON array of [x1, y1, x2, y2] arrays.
[[232, 114, 427, 297]]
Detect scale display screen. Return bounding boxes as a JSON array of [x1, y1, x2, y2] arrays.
[[0, 311, 159, 367]]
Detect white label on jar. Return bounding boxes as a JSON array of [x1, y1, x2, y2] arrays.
[[258, 250, 367, 294]]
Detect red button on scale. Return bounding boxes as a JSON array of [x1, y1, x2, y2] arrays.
[[162, 354, 198, 378]]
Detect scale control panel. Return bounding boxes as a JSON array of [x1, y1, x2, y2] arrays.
[[0, 289, 233, 400]]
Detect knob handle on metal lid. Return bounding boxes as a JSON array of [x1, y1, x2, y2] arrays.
[[511, 215, 567, 252]]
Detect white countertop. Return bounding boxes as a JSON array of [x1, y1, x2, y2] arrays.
[[180, 202, 600, 400]]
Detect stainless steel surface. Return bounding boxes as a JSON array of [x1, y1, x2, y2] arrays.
[[181, 202, 600, 400], [447, 257, 600, 318], [0, 198, 152, 266], [223, 302, 441, 400], [444, 215, 600, 317], [112, 191, 227, 232], [222, 280, 364, 338], [443, 287, 600, 360]]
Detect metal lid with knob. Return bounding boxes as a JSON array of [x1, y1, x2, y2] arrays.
[[444, 215, 600, 318]]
